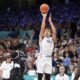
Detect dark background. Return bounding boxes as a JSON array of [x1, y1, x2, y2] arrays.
[[0, 0, 80, 11]]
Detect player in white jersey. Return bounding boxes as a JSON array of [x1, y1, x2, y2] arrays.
[[36, 13, 56, 80]]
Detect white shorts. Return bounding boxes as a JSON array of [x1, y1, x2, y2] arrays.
[[36, 56, 52, 74]]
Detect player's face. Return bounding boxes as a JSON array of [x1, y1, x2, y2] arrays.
[[44, 29, 51, 37]]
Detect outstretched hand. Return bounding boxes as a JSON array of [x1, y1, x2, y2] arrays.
[[49, 14, 52, 22]]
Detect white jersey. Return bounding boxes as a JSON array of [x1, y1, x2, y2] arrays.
[[39, 37, 54, 56], [0, 61, 14, 79]]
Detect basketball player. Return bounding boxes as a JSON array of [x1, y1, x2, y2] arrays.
[[36, 13, 56, 80]]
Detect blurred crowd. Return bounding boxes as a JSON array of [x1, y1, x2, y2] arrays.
[[0, 30, 80, 80], [0, 2, 80, 31]]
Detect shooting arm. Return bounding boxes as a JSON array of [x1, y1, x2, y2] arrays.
[[39, 14, 47, 41]]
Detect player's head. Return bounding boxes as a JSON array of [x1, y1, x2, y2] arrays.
[[44, 27, 52, 37]]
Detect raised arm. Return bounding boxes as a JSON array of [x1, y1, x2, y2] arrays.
[[39, 13, 47, 41], [49, 14, 56, 43]]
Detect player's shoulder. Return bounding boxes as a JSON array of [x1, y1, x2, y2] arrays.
[[39, 36, 46, 42]]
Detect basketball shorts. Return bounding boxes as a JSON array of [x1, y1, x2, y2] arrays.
[[36, 56, 52, 74]]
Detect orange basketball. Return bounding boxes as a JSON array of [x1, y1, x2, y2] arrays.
[[40, 4, 49, 14]]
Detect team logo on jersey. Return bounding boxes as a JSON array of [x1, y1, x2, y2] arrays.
[[47, 40, 53, 44]]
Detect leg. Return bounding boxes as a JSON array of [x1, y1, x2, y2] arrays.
[[45, 73, 50, 80], [38, 73, 43, 80], [44, 58, 52, 74], [44, 58, 52, 80], [36, 56, 45, 80]]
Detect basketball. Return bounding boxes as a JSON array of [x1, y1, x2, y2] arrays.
[[40, 4, 49, 14]]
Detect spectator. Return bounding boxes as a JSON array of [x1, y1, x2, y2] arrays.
[[77, 44, 80, 56], [71, 66, 78, 80], [63, 53, 71, 73], [55, 65, 69, 80], [74, 58, 80, 80], [0, 53, 20, 80], [67, 64, 74, 76], [0, 55, 14, 80]]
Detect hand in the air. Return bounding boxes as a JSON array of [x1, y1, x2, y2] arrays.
[[41, 13, 47, 19], [49, 14, 52, 22]]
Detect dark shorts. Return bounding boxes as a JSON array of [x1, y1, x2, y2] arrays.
[[2, 78, 10, 80]]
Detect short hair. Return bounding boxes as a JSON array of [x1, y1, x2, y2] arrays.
[[45, 27, 52, 33]]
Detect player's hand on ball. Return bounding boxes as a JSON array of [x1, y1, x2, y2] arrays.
[[49, 14, 52, 22], [41, 13, 47, 19]]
